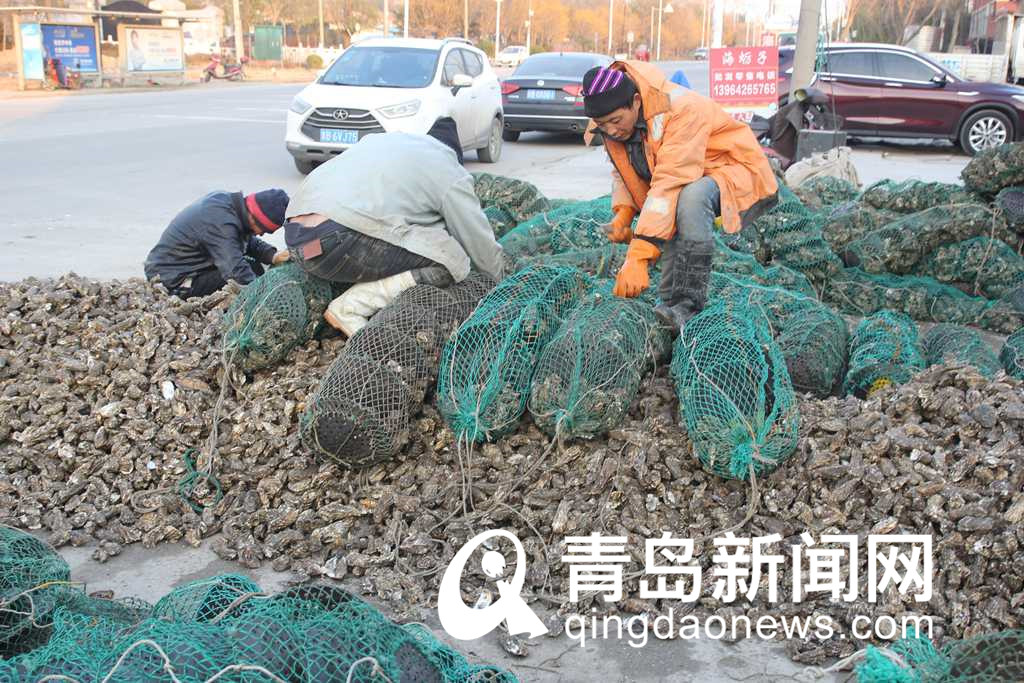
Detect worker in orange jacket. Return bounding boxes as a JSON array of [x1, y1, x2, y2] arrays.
[[582, 62, 779, 330]]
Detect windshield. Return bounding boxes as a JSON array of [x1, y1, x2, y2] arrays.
[[514, 54, 609, 78], [321, 46, 438, 88]]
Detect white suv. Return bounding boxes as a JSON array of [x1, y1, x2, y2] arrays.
[[286, 38, 504, 174], [495, 45, 528, 68]]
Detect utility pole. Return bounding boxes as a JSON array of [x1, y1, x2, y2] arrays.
[[318, 0, 325, 47], [464, 0, 469, 38], [232, 0, 244, 61], [711, 0, 723, 48], [607, 0, 613, 54], [700, 0, 707, 47], [495, 0, 501, 59], [790, 0, 820, 98], [404, 0, 409, 37], [525, 0, 533, 54], [384, 0, 390, 38]]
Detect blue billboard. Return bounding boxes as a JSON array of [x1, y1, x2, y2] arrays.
[[41, 24, 99, 73]]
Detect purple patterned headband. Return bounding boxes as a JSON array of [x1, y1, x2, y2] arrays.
[[583, 68, 624, 96]]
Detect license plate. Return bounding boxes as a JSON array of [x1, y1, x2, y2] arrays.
[[527, 89, 556, 100], [319, 128, 359, 144]]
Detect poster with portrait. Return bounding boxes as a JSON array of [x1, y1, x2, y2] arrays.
[[119, 25, 184, 72]]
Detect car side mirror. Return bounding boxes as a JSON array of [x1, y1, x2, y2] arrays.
[[931, 73, 948, 86], [451, 72, 473, 95]]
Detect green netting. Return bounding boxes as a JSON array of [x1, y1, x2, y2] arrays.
[[822, 200, 899, 253], [962, 141, 1024, 195], [437, 266, 590, 442], [843, 311, 925, 398], [498, 197, 613, 259], [2, 578, 514, 683], [824, 267, 1024, 334], [750, 185, 844, 284], [843, 204, 1013, 275], [221, 262, 335, 371], [920, 323, 1001, 378], [860, 179, 980, 213], [995, 185, 1024, 232], [713, 236, 817, 297], [792, 176, 860, 211], [0, 526, 71, 657], [670, 300, 800, 481], [301, 275, 494, 467], [472, 172, 552, 238], [856, 630, 1024, 683], [514, 244, 628, 280], [528, 281, 670, 440], [708, 273, 848, 397], [1000, 327, 1024, 379], [913, 236, 1024, 299]]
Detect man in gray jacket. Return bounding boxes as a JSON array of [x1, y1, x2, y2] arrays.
[[285, 118, 504, 335]]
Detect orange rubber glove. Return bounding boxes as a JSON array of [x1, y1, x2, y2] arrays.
[[604, 207, 637, 244], [613, 239, 660, 298]]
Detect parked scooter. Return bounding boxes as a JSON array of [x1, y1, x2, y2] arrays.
[[749, 87, 840, 170], [202, 54, 248, 82]]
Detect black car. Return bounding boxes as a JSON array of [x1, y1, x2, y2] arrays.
[[500, 52, 613, 141]]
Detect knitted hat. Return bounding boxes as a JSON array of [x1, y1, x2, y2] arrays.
[[245, 189, 289, 233], [427, 117, 464, 165], [582, 66, 638, 118]]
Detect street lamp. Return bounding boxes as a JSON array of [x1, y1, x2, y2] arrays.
[[656, 1, 672, 61], [607, 0, 613, 55], [526, 2, 533, 55]]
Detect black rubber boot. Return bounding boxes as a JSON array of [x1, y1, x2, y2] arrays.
[[654, 239, 713, 335]]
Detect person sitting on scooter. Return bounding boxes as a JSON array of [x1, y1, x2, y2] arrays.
[[582, 62, 778, 331], [144, 189, 290, 299], [284, 117, 503, 336]]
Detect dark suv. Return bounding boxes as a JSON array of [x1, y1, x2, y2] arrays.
[[778, 44, 1024, 155]]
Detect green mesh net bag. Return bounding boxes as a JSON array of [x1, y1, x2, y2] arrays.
[[792, 176, 860, 211], [473, 172, 552, 239], [920, 323, 1001, 378], [0, 526, 71, 657], [713, 236, 817, 297], [843, 204, 1014, 275], [221, 262, 335, 371], [438, 265, 590, 442], [670, 300, 800, 481], [1000, 327, 1024, 379], [514, 244, 628, 280], [528, 281, 670, 440], [856, 630, 1024, 683], [860, 179, 980, 213], [750, 185, 844, 284], [962, 141, 1024, 195], [843, 311, 925, 398], [822, 200, 899, 253], [824, 268, 1024, 334], [995, 185, 1024, 233], [1, 578, 513, 683], [708, 273, 848, 397], [913, 237, 1024, 299], [301, 274, 495, 467], [499, 197, 613, 259]]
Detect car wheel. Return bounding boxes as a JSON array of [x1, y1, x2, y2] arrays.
[[960, 110, 1012, 156], [294, 158, 317, 175], [502, 129, 521, 142], [478, 117, 503, 163]]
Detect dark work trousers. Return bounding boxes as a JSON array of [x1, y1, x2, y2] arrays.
[[287, 220, 453, 287], [170, 258, 265, 299]]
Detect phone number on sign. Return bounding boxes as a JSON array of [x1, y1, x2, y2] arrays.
[[712, 82, 777, 98]]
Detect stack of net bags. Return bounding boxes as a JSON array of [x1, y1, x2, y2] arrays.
[[1001, 327, 1024, 379], [221, 262, 336, 371], [300, 273, 495, 468], [437, 265, 590, 443], [472, 172, 552, 238], [843, 311, 925, 398], [498, 197, 614, 263], [0, 527, 512, 682], [856, 629, 1024, 683]]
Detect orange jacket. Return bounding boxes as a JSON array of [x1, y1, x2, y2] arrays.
[[595, 61, 777, 238]]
